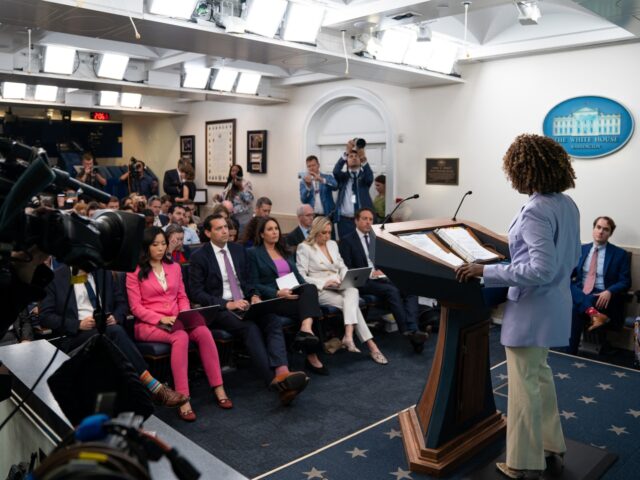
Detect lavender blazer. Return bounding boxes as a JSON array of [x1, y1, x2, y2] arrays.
[[483, 193, 581, 348]]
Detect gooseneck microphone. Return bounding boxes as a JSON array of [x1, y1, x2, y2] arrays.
[[452, 190, 473, 221], [380, 194, 419, 230]]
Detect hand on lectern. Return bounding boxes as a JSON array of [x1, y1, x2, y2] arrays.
[[455, 263, 484, 283]]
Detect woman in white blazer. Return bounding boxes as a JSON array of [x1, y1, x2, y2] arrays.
[[296, 216, 387, 364]]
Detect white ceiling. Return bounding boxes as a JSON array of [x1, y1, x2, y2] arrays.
[[0, 0, 637, 115]]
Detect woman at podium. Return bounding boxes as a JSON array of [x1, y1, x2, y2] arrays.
[[456, 134, 580, 479]]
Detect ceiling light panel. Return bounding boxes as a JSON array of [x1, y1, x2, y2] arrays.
[[281, 3, 325, 44], [183, 67, 211, 89], [99, 91, 119, 107], [212, 69, 239, 92], [235, 72, 261, 94], [43, 45, 76, 75], [121, 92, 142, 108], [148, 0, 199, 19], [97, 53, 130, 80], [426, 37, 459, 74], [34, 85, 59, 102], [2, 82, 27, 99], [244, 0, 289, 38], [377, 29, 417, 63]]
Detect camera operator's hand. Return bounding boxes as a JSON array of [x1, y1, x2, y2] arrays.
[[79, 316, 96, 330], [159, 316, 176, 326], [346, 139, 355, 154]]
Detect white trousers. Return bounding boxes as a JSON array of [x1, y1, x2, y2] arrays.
[[505, 347, 566, 470], [318, 287, 373, 343]]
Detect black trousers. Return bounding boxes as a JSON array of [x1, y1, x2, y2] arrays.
[[360, 279, 419, 333], [272, 283, 323, 322], [209, 310, 288, 384], [59, 325, 147, 375]]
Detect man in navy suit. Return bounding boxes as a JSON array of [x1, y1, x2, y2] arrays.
[[39, 266, 187, 407], [189, 214, 308, 404], [568, 216, 631, 354], [162, 159, 184, 198], [148, 196, 169, 227], [286, 204, 315, 248], [333, 140, 373, 239], [339, 208, 428, 352]]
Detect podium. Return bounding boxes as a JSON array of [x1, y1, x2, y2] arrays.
[[371, 218, 509, 476]]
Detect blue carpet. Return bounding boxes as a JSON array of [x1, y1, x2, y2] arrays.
[[257, 352, 640, 480]]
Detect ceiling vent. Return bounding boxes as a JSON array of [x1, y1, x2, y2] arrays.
[[387, 12, 422, 22]]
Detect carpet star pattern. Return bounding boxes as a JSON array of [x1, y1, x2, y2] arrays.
[[346, 447, 368, 458], [596, 383, 613, 391], [302, 467, 326, 479], [608, 425, 630, 436], [626, 409, 640, 418], [578, 396, 597, 404], [384, 429, 402, 439], [555, 372, 570, 380], [572, 362, 587, 368], [496, 373, 508, 381], [389, 467, 413, 479], [612, 371, 628, 378], [560, 410, 577, 420]]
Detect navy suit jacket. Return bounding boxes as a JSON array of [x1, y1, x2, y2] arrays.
[[571, 242, 630, 297], [248, 245, 305, 299], [162, 168, 182, 197], [338, 230, 370, 270], [285, 226, 306, 248], [333, 157, 373, 221], [188, 242, 256, 310], [40, 267, 126, 336]]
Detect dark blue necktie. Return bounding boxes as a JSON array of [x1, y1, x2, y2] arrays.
[[85, 280, 97, 309], [351, 172, 360, 211]]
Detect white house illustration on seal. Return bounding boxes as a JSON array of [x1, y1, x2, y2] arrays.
[[552, 107, 620, 136]]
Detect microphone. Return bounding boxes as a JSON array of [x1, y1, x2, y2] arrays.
[[452, 190, 472, 221], [380, 194, 419, 230]]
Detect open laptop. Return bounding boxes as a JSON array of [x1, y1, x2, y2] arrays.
[[163, 305, 220, 331], [325, 267, 372, 291]]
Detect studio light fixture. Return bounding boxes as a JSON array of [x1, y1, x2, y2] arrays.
[[1, 82, 27, 99], [244, 0, 288, 38], [34, 85, 59, 102], [211, 69, 239, 92], [376, 28, 417, 63], [515, 1, 541, 25], [403, 35, 459, 74], [43, 45, 76, 75], [182, 66, 211, 89], [99, 90, 119, 107], [97, 53, 130, 80], [235, 72, 261, 95], [148, 0, 199, 19], [281, 3, 325, 44], [121, 92, 142, 108]]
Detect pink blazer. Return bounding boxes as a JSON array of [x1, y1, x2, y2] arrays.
[[126, 262, 190, 336]]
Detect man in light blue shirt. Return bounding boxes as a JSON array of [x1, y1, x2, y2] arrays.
[[163, 204, 200, 245]]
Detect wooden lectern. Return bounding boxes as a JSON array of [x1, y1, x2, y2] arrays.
[[371, 218, 510, 476]]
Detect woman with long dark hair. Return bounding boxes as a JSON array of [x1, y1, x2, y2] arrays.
[[248, 217, 327, 375], [218, 165, 254, 235], [126, 227, 231, 422]]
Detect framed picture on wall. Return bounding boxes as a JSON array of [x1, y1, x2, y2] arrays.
[[206, 119, 236, 185], [179, 135, 195, 170], [426, 158, 459, 185], [247, 130, 267, 173]]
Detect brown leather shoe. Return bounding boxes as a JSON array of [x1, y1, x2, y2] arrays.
[[151, 385, 189, 408], [269, 371, 309, 406], [588, 313, 610, 331]]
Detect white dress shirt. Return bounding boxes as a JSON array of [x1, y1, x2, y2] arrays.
[[73, 272, 97, 321], [210, 242, 239, 301]]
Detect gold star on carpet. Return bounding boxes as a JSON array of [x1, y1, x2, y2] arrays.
[[596, 383, 613, 391], [560, 410, 577, 420], [608, 425, 629, 436], [555, 373, 570, 380], [626, 408, 640, 418], [384, 429, 402, 439], [578, 396, 597, 404], [346, 447, 368, 458], [302, 467, 326, 479], [389, 467, 413, 479], [612, 371, 628, 378]]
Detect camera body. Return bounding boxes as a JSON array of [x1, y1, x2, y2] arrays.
[[353, 137, 367, 150], [129, 157, 143, 180]]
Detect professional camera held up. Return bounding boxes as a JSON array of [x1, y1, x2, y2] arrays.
[[0, 138, 198, 478]]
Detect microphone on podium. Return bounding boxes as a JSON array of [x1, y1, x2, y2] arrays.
[[380, 194, 419, 230], [452, 190, 472, 221]]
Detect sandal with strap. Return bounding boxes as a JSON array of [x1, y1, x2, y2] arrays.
[[178, 408, 196, 422]]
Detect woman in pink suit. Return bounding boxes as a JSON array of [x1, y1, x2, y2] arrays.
[[126, 227, 232, 422]]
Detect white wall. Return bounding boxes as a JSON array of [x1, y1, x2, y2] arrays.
[[125, 41, 640, 247], [405, 42, 640, 247]]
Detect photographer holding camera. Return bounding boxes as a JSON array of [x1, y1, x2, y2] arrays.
[[333, 138, 373, 239], [75, 152, 107, 192], [120, 157, 157, 198], [299, 155, 337, 219]]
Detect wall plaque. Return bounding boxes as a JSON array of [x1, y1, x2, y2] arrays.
[[426, 158, 459, 185]]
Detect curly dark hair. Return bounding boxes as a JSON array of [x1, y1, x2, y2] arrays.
[[503, 134, 576, 194]]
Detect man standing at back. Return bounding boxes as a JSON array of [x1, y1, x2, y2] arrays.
[[163, 159, 185, 198], [568, 216, 630, 354], [339, 208, 428, 352], [333, 139, 373, 239], [189, 215, 309, 405], [300, 155, 337, 219]]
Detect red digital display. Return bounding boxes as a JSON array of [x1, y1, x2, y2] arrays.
[[90, 111, 111, 121]]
